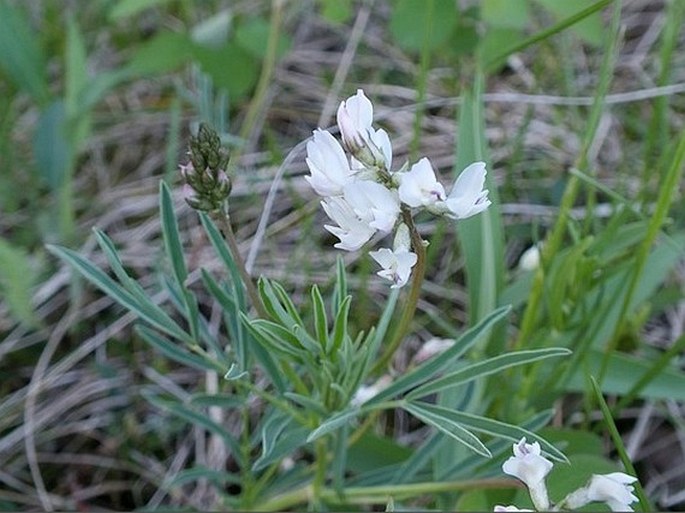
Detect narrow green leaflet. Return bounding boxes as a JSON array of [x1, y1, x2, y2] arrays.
[[406, 402, 568, 462], [307, 407, 380, 443], [330, 295, 351, 355], [402, 402, 491, 458], [136, 325, 222, 373], [47, 244, 190, 343], [405, 348, 571, 400], [311, 285, 328, 350], [160, 181, 188, 286], [363, 305, 510, 406]]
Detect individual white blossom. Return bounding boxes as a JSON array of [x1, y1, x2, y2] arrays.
[[502, 438, 553, 511], [337, 89, 392, 170], [305, 129, 354, 197], [343, 180, 400, 233], [321, 197, 376, 251], [518, 243, 541, 271], [493, 506, 533, 512], [397, 157, 446, 208], [563, 472, 639, 512], [369, 247, 417, 288], [434, 161, 491, 219]]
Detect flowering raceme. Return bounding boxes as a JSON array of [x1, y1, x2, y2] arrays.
[[306, 89, 490, 287]]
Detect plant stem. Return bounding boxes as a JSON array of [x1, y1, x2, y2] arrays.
[[371, 208, 426, 375], [237, 0, 284, 153], [312, 439, 328, 509], [254, 477, 515, 512], [213, 210, 268, 319]]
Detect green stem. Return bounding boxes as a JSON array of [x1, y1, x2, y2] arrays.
[[371, 208, 426, 375], [409, 0, 433, 161], [312, 439, 328, 509], [237, 0, 284, 152], [214, 210, 268, 319], [255, 477, 515, 512]]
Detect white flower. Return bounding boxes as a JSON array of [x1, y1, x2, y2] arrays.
[[343, 181, 400, 233], [397, 157, 446, 208], [502, 438, 553, 511], [337, 89, 392, 170], [321, 197, 376, 251], [587, 473, 639, 512], [351, 376, 392, 406], [305, 129, 354, 197], [370, 247, 417, 288], [563, 472, 639, 512], [434, 161, 491, 219], [493, 506, 533, 512], [518, 244, 541, 271]]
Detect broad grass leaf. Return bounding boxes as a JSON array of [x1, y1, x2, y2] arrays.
[[127, 31, 193, 76], [235, 17, 292, 59], [567, 349, 685, 401], [389, 0, 457, 53], [109, 0, 174, 21], [0, 1, 49, 103], [33, 101, 72, 189], [482, 0, 529, 29]]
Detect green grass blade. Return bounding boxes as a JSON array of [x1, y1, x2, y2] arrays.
[[590, 377, 651, 512], [454, 74, 504, 328], [484, 0, 613, 72]]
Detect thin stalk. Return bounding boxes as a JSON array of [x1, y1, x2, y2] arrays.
[[311, 439, 328, 509], [254, 477, 515, 512], [238, 406, 256, 509], [598, 129, 685, 383], [237, 0, 284, 154], [371, 208, 426, 374], [409, 0, 433, 161], [213, 210, 268, 318]]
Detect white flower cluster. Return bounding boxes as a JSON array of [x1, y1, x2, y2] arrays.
[[306, 89, 490, 288], [496, 438, 640, 512]]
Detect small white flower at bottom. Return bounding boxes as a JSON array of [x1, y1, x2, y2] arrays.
[[502, 438, 553, 511], [563, 472, 639, 512], [370, 247, 417, 288], [493, 505, 533, 512]]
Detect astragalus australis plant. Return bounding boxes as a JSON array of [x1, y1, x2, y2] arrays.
[[48, 88, 614, 511]]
